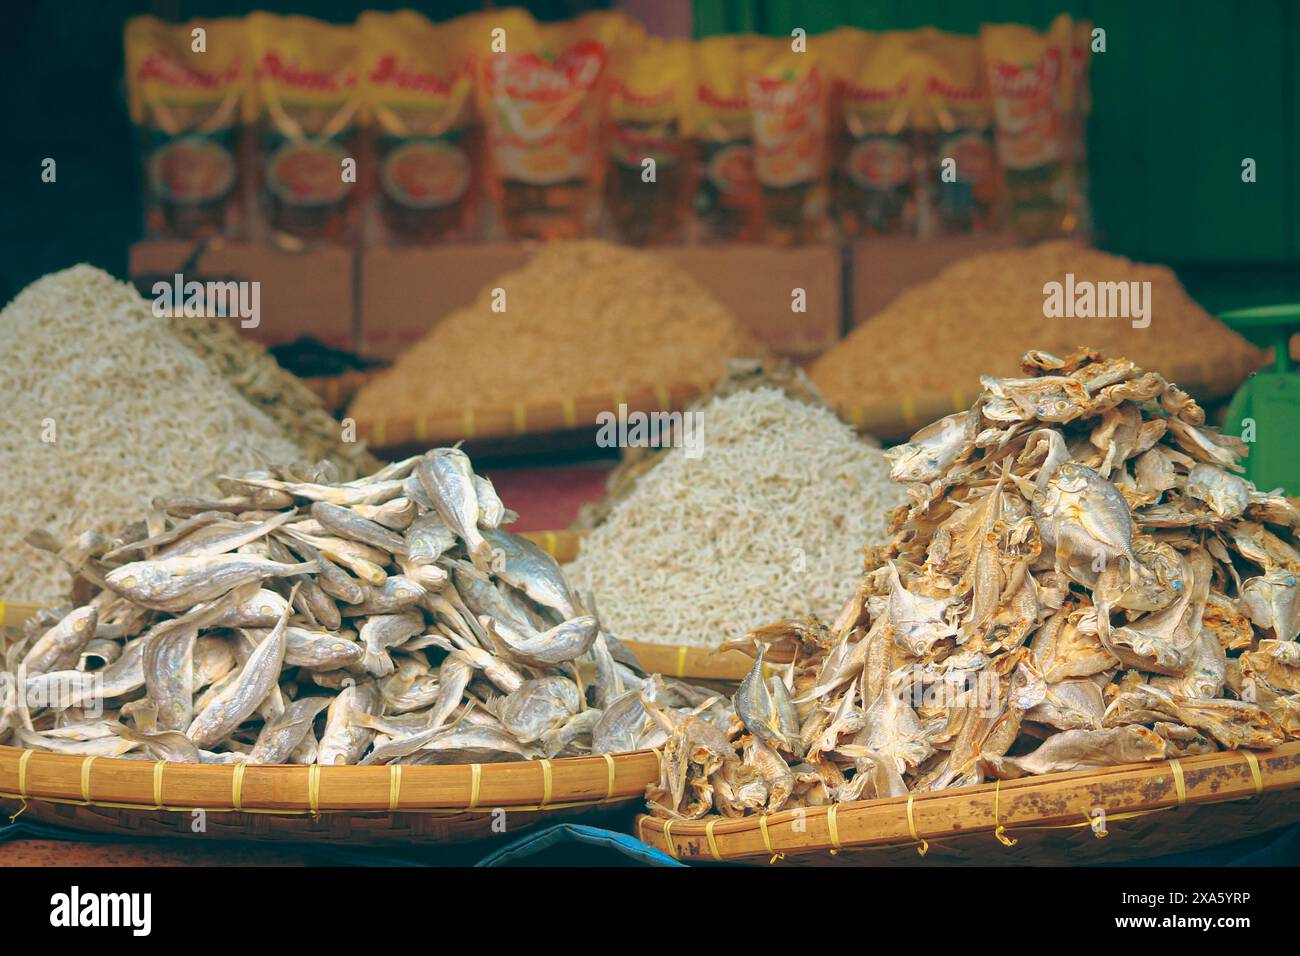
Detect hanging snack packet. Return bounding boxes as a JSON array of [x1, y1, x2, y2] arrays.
[[361, 11, 481, 243], [247, 14, 363, 248], [915, 29, 1001, 235], [1061, 17, 1094, 236], [684, 34, 769, 242], [125, 16, 248, 239], [981, 17, 1069, 240], [477, 10, 642, 240], [825, 29, 917, 237], [605, 37, 691, 245], [747, 41, 830, 245]]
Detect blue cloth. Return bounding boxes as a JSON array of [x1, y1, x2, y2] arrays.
[[475, 824, 684, 867]]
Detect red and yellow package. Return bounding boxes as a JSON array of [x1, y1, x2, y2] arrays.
[[747, 41, 830, 244], [824, 29, 918, 237], [476, 10, 643, 240], [914, 29, 1002, 235], [125, 16, 248, 239], [683, 34, 770, 242], [981, 17, 1069, 240], [605, 37, 691, 245], [1061, 16, 1093, 235], [361, 11, 481, 243], [247, 14, 363, 248]]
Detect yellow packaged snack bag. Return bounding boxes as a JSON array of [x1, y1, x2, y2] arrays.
[[247, 14, 363, 248], [476, 9, 643, 239], [361, 11, 481, 243], [684, 34, 770, 242], [1062, 17, 1094, 234], [915, 29, 1001, 234], [125, 16, 248, 239], [747, 40, 830, 244], [605, 37, 691, 244], [825, 29, 918, 236], [981, 17, 1070, 240]]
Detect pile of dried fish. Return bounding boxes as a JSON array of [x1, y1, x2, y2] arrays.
[[647, 348, 1300, 820], [0, 449, 725, 765]]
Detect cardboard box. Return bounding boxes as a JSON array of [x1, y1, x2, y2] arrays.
[[359, 244, 531, 360], [359, 242, 842, 361], [129, 240, 356, 351], [850, 233, 1022, 326]]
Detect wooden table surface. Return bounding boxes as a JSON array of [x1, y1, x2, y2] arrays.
[[0, 838, 324, 866]]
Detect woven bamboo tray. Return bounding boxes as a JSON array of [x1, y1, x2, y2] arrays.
[[634, 742, 1300, 865], [350, 380, 712, 452], [833, 351, 1263, 442], [0, 745, 657, 847]]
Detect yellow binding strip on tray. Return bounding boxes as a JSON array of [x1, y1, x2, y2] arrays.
[[541, 531, 558, 556], [662, 818, 677, 859], [826, 803, 841, 854], [654, 383, 671, 411], [462, 407, 476, 440], [601, 753, 616, 799], [906, 793, 929, 856], [8, 749, 33, 821], [951, 389, 966, 412], [993, 780, 1017, 847], [513, 404, 527, 434], [414, 414, 430, 442], [900, 396, 917, 427], [79, 756, 97, 804], [1242, 751, 1264, 795], [468, 763, 482, 810], [675, 646, 688, 678], [561, 397, 577, 429], [388, 764, 403, 812], [308, 764, 321, 816], [759, 814, 783, 864], [153, 760, 166, 809], [231, 762, 246, 810], [1169, 759, 1186, 807], [0, 601, 6, 627], [371, 419, 388, 449], [705, 818, 721, 861], [538, 759, 553, 808]]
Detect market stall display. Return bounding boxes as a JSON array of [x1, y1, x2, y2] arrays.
[[347, 240, 766, 446], [813, 242, 1264, 439], [0, 266, 310, 606], [639, 349, 1300, 838]]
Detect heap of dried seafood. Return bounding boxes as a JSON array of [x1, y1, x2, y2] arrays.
[[647, 348, 1300, 820], [0, 449, 724, 765]]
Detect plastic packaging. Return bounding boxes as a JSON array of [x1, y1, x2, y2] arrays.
[[360, 11, 482, 243], [125, 16, 249, 239], [748, 41, 830, 244], [826, 29, 917, 237], [605, 37, 691, 244], [247, 14, 364, 248]]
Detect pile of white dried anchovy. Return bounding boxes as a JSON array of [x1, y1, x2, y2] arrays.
[[648, 349, 1300, 820], [0, 448, 728, 765]]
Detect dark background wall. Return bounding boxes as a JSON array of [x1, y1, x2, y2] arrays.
[[2, 0, 1297, 312]]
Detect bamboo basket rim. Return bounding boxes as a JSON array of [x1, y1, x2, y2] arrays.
[[349, 379, 714, 450], [0, 745, 658, 817], [832, 350, 1264, 441], [634, 741, 1300, 864]]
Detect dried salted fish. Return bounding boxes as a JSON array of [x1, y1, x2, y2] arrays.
[[4, 446, 722, 769], [650, 349, 1300, 824]]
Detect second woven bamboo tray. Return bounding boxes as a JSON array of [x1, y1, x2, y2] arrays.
[[350, 381, 713, 452], [634, 741, 1300, 865], [834, 351, 1263, 442], [0, 745, 657, 847]]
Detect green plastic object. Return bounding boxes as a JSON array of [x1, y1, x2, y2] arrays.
[[1219, 303, 1300, 495]]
